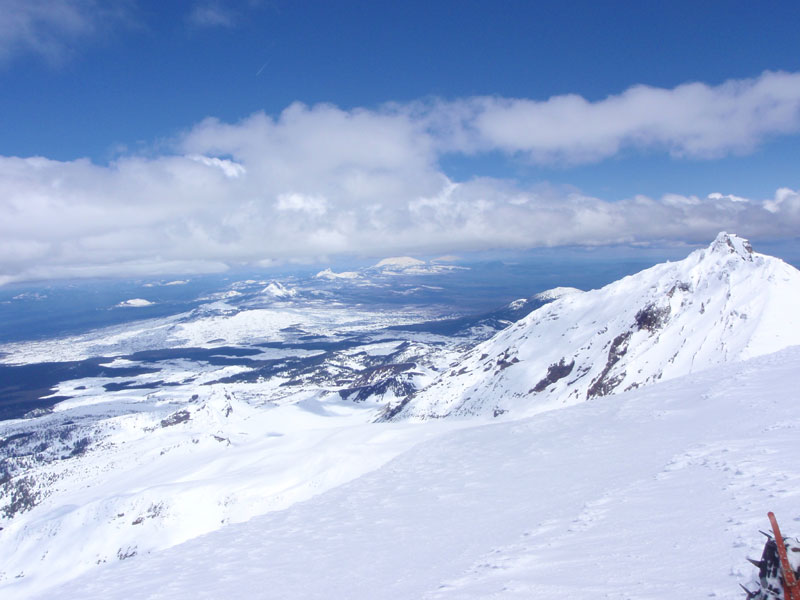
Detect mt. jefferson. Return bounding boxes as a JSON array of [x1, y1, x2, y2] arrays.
[[385, 233, 800, 420]]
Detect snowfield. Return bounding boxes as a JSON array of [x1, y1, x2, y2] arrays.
[[8, 345, 800, 599]]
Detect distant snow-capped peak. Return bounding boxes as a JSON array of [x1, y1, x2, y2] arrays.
[[373, 256, 427, 270], [384, 233, 800, 421], [315, 268, 361, 280], [261, 281, 297, 298], [116, 298, 154, 308]]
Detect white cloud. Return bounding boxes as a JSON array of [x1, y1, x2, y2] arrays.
[[276, 193, 328, 216], [187, 2, 236, 28], [2, 72, 800, 283], [425, 71, 800, 163], [708, 193, 748, 203], [188, 155, 246, 178], [0, 0, 130, 65], [763, 187, 800, 216]]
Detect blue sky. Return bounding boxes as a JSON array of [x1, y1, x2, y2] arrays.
[[1, 0, 799, 283]]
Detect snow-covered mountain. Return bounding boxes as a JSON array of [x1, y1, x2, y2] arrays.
[[314, 267, 361, 280], [115, 298, 154, 308], [373, 256, 427, 271], [260, 280, 297, 299], [385, 233, 800, 420]]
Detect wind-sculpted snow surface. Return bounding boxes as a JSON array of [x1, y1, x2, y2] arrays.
[[386, 233, 800, 420], [15, 346, 800, 599]]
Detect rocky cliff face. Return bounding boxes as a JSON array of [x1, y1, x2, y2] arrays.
[[384, 233, 800, 420]]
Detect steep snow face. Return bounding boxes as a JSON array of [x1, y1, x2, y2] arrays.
[[388, 233, 800, 420]]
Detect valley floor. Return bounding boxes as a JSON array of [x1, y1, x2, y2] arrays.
[[12, 345, 800, 599]]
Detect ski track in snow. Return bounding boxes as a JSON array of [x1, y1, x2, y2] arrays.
[[12, 345, 800, 600]]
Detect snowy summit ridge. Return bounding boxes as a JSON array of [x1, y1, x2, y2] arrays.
[[385, 233, 800, 420], [708, 230, 754, 259]]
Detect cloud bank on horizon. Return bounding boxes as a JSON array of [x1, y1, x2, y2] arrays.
[[2, 70, 800, 284]]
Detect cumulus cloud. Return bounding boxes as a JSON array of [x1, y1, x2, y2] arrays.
[[424, 71, 800, 163], [0, 0, 130, 65], [764, 187, 800, 217], [2, 72, 800, 283]]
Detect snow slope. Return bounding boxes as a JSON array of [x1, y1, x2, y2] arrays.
[[387, 233, 800, 420], [19, 345, 800, 599], [0, 391, 463, 597]]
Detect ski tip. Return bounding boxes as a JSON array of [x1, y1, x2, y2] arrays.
[[747, 558, 763, 569]]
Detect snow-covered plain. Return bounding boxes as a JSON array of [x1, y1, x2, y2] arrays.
[[0, 300, 439, 366], [13, 346, 800, 599]]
